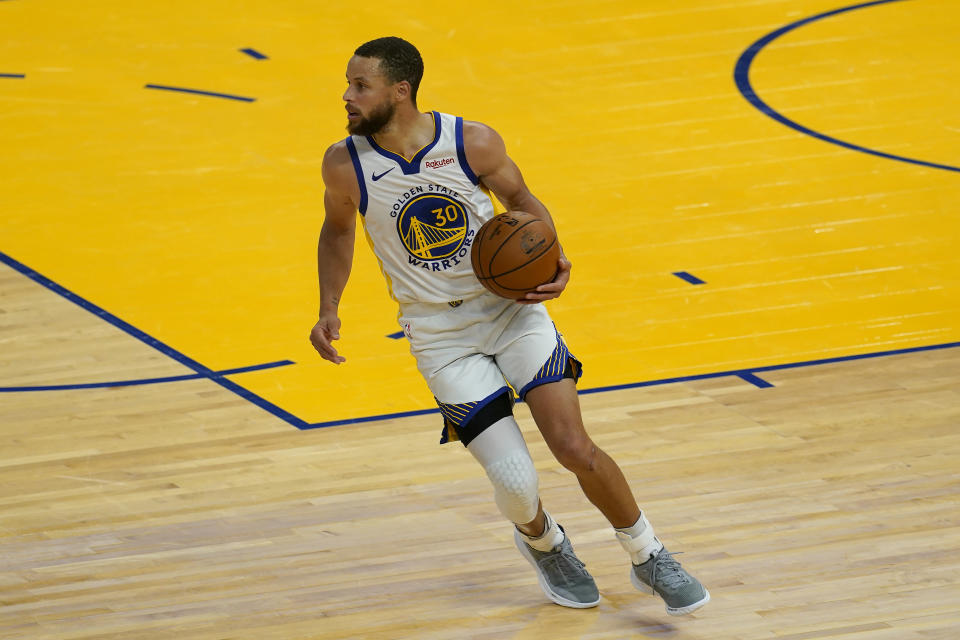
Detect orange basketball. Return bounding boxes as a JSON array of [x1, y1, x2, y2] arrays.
[[471, 211, 560, 300]]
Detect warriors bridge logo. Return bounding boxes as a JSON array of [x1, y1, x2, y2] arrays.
[[396, 190, 474, 270]]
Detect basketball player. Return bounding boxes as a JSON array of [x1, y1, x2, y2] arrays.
[[310, 37, 709, 615]]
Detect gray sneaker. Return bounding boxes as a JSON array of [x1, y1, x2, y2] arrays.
[[631, 547, 710, 615], [513, 526, 600, 608]]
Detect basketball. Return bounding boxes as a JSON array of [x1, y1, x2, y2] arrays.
[[471, 211, 560, 300]]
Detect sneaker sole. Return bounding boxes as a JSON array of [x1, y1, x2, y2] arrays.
[[513, 530, 600, 609], [630, 568, 710, 616]]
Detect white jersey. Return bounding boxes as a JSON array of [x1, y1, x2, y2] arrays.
[[345, 111, 495, 304]]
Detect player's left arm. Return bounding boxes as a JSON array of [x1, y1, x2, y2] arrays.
[[463, 120, 571, 303]]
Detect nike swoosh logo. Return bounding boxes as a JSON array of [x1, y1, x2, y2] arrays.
[[372, 167, 395, 181]]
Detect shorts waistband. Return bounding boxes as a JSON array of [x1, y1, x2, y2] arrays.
[[399, 292, 486, 317]]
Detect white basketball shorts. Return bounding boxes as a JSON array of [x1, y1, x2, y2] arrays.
[[397, 293, 582, 444]]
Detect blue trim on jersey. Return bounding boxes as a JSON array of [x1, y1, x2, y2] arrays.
[[366, 111, 442, 175], [345, 137, 368, 215], [455, 116, 479, 185]]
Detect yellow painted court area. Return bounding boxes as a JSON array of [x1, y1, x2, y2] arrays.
[[2, 0, 958, 426]]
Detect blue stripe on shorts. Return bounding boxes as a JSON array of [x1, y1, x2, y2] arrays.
[[517, 329, 582, 400], [437, 385, 512, 444]]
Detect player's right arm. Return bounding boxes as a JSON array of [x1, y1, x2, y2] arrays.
[[310, 141, 360, 365]]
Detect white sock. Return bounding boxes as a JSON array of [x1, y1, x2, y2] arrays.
[[518, 510, 564, 552], [615, 513, 663, 565]]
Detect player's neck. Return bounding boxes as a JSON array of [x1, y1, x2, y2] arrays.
[[371, 108, 434, 161]]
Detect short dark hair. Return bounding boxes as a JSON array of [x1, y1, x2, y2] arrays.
[[355, 37, 424, 106]]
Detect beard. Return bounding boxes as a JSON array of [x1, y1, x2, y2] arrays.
[[347, 99, 395, 136]]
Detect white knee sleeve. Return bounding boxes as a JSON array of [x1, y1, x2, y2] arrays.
[[486, 449, 540, 523], [467, 416, 540, 524]]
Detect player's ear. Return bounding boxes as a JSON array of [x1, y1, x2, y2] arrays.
[[394, 80, 412, 104]]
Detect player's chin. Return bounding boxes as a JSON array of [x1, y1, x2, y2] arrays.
[[345, 115, 363, 134]]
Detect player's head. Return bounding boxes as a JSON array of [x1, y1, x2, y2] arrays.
[[344, 37, 423, 136], [355, 37, 423, 105]]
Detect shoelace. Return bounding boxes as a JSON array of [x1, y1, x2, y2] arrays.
[[540, 549, 588, 584], [649, 550, 691, 590]]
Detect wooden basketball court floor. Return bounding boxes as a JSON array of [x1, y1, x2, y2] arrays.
[[2, 0, 958, 638]]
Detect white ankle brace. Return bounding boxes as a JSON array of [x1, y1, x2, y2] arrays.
[[615, 513, 663, 565], [520, 510, 564, 552]]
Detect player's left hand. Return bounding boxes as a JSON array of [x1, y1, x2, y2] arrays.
[[518, 255, 571, 304]]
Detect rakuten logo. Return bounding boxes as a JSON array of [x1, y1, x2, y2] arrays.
[[426, 157, 455, 169]]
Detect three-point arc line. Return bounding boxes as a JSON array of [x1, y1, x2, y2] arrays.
[[734, 0, 960, 174]]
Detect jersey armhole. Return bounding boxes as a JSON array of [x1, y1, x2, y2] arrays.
[[345, 137, 368, 215], [455, 117, 480, 186]]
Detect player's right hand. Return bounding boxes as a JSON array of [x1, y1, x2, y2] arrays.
[[310, 315, 346, 364]]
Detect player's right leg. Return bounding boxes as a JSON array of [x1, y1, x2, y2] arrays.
[[491, 304, 709, 616]]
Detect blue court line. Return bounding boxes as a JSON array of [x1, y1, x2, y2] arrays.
[[3, 251, 958, 431], [299, 340, 960, 429], [144, 84, 256, 103], [736, 372, 775, 389], [0, 360, 294, 392], [305, 407, 441, 428], [0, 250, 307, 428], [576, 341, 960, 398], [734, 0, 960, 174], [1, 73, 26, 78], [673, 271, 706, 285], [240, 48, 268, 60]]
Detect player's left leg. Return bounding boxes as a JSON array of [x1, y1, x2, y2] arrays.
[[523, 377, 710, 616], [492, 301, 710, 616], [523, 378, 638, 525]]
